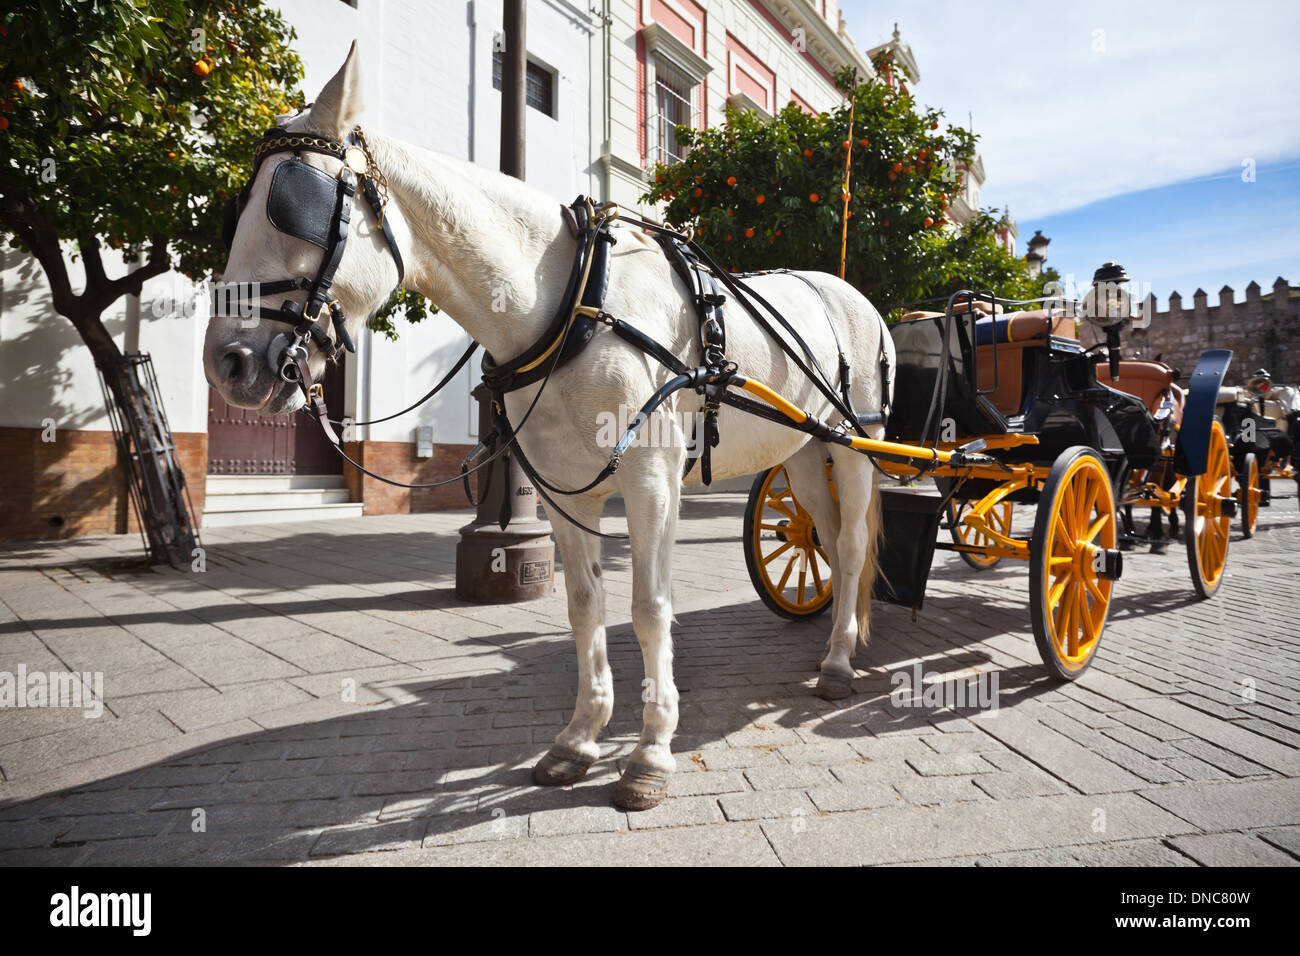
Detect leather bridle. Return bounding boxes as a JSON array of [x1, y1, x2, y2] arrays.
[[212, 124, 406, 395]]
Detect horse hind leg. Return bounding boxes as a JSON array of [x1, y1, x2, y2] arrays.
[[533, 494, 613, 786], [810, 445, 881, 700]]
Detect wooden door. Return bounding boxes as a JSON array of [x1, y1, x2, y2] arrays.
[[207, 357, 345, 475]]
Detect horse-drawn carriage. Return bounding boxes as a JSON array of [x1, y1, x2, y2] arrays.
[[1217, 368, 1300, 536], [744, 263, 1237, 680]]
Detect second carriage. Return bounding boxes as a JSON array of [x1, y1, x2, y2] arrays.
[[743, 264, 1237, 680]]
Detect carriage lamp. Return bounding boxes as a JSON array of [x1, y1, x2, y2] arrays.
[[1083, 262, 1133, 380]]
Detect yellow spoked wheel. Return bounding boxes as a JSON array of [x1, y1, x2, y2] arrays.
[[1029, 447, 1118, 681], [743, 465, 833, 619], [1237, 452, 1260, 538], [949, 500, 1012, 570], [1184, 419, 1232, 598]]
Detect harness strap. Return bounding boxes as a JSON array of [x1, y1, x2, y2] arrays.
[[481, 197, 612, 393]]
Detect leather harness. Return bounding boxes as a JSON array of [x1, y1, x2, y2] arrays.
[[213, 125, 887, 537]]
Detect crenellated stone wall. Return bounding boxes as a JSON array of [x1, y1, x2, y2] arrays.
[[1087, 277, 1300, 386]]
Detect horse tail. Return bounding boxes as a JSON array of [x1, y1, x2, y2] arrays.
[[856, 466, 882, 647]]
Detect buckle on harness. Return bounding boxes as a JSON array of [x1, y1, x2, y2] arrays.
[[308, 383, 324, 402]]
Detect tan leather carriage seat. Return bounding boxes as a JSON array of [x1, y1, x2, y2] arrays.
[[893, 308, 1077, 417], [1098, 360, 1185, 426], [972, 312, 1077, 416]]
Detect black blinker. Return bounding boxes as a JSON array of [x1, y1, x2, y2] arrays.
[[265, 158, 341, 249]]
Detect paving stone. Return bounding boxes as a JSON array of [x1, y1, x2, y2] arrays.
[[975, 709, 1147, 793], [1138, 778, 1300, 831], [717, 789, 814, 822], [1256, 826, 1300, 859], [311, 820, 426, 856], [742, 765, 836, 791], [666, 770, 748, 797], [625, 796, 724, 830], [367, 822, 780, 866], [761, 792, 1196, 866], [973, 771, 1069, 800], [1169, 832, 1300, 867], [894, 776, 988, 806], [1171, 738, 1272, 778], [906, 752, 996, 777], [1127, 698, 1300, 775]]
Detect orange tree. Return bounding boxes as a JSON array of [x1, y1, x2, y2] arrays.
[[0, 0, 309, 558], [643, 65, 1043, 313]]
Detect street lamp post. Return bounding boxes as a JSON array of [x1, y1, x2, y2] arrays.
[[454, 0, 556, 603]]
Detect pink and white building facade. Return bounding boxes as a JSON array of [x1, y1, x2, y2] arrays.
[[589, 0, 876, 212]]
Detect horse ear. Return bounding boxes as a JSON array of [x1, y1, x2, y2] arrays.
[[308, 41, 363, 140]]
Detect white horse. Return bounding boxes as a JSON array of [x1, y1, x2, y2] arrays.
[[204, 45, 894, 810]]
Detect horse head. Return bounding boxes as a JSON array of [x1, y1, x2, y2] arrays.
[[204, 42, 407, 414]]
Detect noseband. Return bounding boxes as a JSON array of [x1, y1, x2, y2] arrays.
[[213, 125, 405, 392]]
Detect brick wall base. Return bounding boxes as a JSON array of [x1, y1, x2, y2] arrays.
[[0, 427, 207, 541], [342, 440, 476, 514]]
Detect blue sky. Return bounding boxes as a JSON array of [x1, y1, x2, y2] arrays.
[[842, 0, 1300, 301]]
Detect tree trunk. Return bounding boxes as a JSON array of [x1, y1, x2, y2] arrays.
[[1, 196, 192, 563]]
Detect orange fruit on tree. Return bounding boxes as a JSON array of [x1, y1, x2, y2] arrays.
[[726, 175, 737, 186], [803, 148, 813, 158], [13, 80, 24, 92], [745, 227, 755, 238], [918, 149, 927, 159], [842, 139, 850, 150], [192, 60, 212, 77], [888, 172, 896, 180], [924, 217, 934, 227], [775, 228, 782, 236], [859, 138, 869, 148], [167, 151, 177, 160], [756, 194, 765, 204], [725, 234, 732, 241], [0, 116, 9, 131], [930, 121, 938, 129], [892, 162, 902, 172], [809, 192, 819, 203], [693, 187, 702, 197]]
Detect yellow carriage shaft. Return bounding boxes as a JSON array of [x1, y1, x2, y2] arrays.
[[730, 377, 1047, 561], [731, 376, 1047, 483]]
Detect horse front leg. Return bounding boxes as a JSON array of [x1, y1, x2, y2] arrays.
[[612, 454, 681, 811], [533, 494, 614, 786]]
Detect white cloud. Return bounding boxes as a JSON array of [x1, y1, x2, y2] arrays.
[[845, 0, 1300, 218]]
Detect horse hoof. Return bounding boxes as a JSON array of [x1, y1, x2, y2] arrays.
[[612, 763, 669, 811], [815, 673, 854, 701], [532, 748, 595, 786]]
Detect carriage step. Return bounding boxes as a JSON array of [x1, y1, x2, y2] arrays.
[[204, 474, 346, 494], [201, 474, 360, 527]]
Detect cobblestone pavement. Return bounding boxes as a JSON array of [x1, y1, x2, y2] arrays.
[[1, 491, 1298, 866]]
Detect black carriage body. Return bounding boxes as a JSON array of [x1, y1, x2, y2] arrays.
[[884, 312, 1160, 480], [873, 311, 1164, 612], [1221, 398, 1296, 470]]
